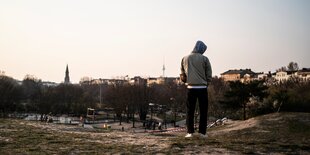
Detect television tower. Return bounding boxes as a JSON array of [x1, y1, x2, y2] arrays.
[[162, 58, 166, 77]]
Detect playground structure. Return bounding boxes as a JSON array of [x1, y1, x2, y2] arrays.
[[85, 108, 116, 124], [86, 108, 95, 122]]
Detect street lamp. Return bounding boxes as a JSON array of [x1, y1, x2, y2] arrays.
[[170, 98, 177, 127], [161, 105, 167, 129], [98, 78, 102, 105], [132, 107, 136, 128], [149, 103, 155, 121]]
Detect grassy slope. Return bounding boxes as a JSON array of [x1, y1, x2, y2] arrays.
[[169, 112, 310, 154], [215, 112, 310, 154], [0, 112, 309, 154], [0, 119, 146, 155], [161, 113, 310, 154]]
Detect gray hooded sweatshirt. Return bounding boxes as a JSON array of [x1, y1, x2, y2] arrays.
[[181, 41, 212, 87]]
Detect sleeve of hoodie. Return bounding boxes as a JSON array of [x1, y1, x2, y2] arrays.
[[204, 57, 212, 82], [180, 58, 185, 74]]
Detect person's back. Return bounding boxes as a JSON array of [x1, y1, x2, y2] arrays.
[[180, 40, 212, 138]]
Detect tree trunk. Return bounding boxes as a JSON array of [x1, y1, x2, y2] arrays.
[[277, 102, 283, 112], [119, 115, 122, 125], [243, 102, 246, 120], [132, 113, 135, 128]]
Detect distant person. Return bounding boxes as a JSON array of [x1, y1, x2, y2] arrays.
[[80, 115, 85, 127], [158, 122, 162, 130], [46, 112, 53, 123], [180, 40, 212, 138]]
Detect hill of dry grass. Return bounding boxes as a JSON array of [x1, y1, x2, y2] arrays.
[[0, 112, 309, 154]]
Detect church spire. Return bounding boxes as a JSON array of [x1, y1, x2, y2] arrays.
[[64, 64, 70, 84]]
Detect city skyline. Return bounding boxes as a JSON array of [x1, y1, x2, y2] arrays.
[[1, 0, 310, 83], [1, 62, 308, 84]]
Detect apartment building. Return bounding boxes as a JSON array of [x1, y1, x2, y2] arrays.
[[221, 69, 258, 82]]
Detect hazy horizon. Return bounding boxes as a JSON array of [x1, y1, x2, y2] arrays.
[[1, 0, 309, 83]]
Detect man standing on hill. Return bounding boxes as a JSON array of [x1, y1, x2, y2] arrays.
[[180, 40, 212, 138]]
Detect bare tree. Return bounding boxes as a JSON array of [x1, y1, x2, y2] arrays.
[[276, 66, 287, 72], [222, 80, 268, 120], [21, 75, 43, 113], [0, 75, 22, 117], [287, 61, 299, 71]]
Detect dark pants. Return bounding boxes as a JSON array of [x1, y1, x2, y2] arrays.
[[186, 88, 208, 135]]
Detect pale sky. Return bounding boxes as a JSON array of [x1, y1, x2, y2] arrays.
[[1, 0, 309, 83]]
